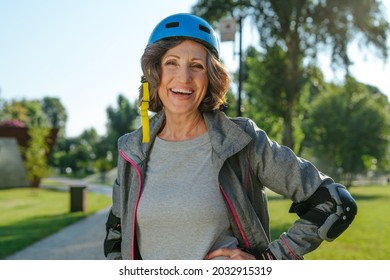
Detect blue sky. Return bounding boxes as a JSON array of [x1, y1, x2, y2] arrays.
[[1, 0, 389, 137]]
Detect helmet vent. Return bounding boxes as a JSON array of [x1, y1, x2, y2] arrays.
[[198, 24, 211, 34], [165, 22, 179, 28]]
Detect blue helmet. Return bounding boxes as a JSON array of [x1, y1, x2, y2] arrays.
[[147, 13, 220, 58]]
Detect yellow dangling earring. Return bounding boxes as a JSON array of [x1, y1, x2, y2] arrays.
[[140, 75, 150, 143]]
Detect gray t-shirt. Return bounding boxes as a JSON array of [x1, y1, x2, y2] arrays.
[[136, 133, 238, 259]]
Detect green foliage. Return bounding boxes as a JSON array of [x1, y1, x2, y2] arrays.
[[0, 99, 37, 125], [0, 96, 68, 186], [41, 97, 68, 137], [49, 94, 138, 177], [106, 94, 138, 141], [243, 46, 286, 143], [22, 126, 52, 187], [192, 0, 389, 150], [303, 77, 390, 185], [0, 97, 67, 130], [50, 129, 102, 176], [105, 94, 138, 161]]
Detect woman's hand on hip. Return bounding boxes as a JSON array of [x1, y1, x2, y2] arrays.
[[204, 248, 256, 260]]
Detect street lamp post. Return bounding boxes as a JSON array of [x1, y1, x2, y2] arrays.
[[219, 16, 243, 117], [237, 16, 243, 117]]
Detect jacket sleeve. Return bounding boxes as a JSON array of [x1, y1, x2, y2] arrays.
[[104, 138, 126, 260], [104, 210, 122, 260], [268, 200, 335, 260], [103, 177, 123, 260], [246, 120, 340, 259]]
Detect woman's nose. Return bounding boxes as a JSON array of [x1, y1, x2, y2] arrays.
[[177, 65, 192, 82]]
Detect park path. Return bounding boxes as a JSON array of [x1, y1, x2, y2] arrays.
[[5, 177, 112, 260]]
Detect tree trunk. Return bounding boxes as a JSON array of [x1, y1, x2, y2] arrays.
[[30, 177, 41, 188], [282, 110, 294, 150]]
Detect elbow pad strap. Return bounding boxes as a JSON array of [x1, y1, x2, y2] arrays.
[[290, 184, 357, 241]]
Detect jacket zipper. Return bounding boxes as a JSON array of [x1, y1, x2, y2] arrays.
[[219, 183, 250, 249], [119, 149, 142, 260]]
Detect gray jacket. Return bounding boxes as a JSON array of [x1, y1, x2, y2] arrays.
[[105, 110, 334, 260]]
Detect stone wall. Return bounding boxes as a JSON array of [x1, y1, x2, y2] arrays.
[[0, 137, 29, 188]]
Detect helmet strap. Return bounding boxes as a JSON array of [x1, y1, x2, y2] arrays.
[[140, 75, 150, 143]]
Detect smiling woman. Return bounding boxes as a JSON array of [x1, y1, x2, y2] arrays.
[[103, 13, 357, 261], [137, 24, 230, 142]]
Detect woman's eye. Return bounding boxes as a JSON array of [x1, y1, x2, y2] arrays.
[[191, 63, 205, 70], [164, 60, 178, 67]]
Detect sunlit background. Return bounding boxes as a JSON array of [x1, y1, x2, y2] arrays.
[[1, 0, 389, 137]]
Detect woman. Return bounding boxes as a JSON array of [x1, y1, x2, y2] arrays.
[[104, 13, 357, 260]]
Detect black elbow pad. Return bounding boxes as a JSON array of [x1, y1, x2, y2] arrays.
[[290, 183, 357, 241]]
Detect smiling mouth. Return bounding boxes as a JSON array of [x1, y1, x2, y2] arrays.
[[171, 88, 193, 96]]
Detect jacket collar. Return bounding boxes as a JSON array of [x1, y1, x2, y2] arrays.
[[119, 111, 165, 165], [119, 110, 252, 164], [203, 111, 252, 161]]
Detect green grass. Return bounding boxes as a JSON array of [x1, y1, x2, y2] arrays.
[[267, 185, 390, 259], [0, 187, 111, 259]]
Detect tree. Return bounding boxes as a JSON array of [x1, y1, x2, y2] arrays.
[[0, 97, 67, 130], [106, 94, 138, 139], [192, 0, 389, 150], [2, 97, 69, 169], [302, 77, 390, 186], [22, 126, 51, 187], [49, 96, 137, 178], [243, 45, 285, 142], [105, 94, 139, 161], [0, 96, 65, 185], [50, 129, 99, 177], [41, 97, 68, 136], [0, 99, 32, 124]]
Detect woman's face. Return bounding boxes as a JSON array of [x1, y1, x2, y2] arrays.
[[158, 40, 209, 116]]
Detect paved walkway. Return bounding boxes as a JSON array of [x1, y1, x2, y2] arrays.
[[5, 177, 112, 260]]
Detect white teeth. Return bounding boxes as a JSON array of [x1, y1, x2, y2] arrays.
[[171, 88, 192, 95]]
